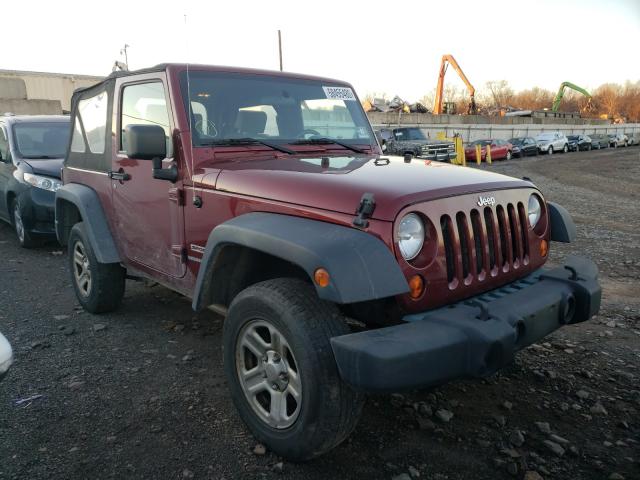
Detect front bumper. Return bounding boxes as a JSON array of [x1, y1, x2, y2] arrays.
[[17, 187, 56, 236], [331, 255, 601, 392]]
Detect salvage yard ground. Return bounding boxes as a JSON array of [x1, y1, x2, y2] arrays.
[[1, 147, 638, 480]]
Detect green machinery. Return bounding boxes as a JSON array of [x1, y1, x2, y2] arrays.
[[552, 82, 592, 112]]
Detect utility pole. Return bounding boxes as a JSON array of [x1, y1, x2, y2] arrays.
[[278, 30, 283, 71]]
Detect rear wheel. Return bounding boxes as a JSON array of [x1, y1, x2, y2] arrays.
[[548, 146, 554, 155], [68, 222, 125, 313], [11, 199, 39, 248], [563, 144, 569, 153], [223, 278, 364, 461], [505, 150, 512, 160]]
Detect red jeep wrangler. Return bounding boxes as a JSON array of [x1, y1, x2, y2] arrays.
[[55, 64, 601, 461]]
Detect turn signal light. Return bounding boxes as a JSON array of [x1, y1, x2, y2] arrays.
[[314, 268, 331, 288], [409, 275, 425, 299], [540, 239, 548, 257]]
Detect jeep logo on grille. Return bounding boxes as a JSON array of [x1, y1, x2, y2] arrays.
[[477, 195, 496, 207]]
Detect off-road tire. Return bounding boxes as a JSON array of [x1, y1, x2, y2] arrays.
[[68, 222, 125, 314], [223, 278, 364, 461], [11, 199, 40, 248]]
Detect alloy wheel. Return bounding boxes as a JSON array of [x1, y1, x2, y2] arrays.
[[73, 241, 92, 297], [235, 319, 302, 429]]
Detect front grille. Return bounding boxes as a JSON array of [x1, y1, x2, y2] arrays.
[[420, 142, 456, 161], [440, 202, 530, 287]]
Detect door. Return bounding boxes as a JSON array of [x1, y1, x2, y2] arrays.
[[0, 125, 13, 221], [111, 76, 186, 278]]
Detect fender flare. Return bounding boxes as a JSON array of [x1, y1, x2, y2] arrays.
[[547, 202, 576, 243], [192, 212, 409, 310], [55, 183, 121, 264]]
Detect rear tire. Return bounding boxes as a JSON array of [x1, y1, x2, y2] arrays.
[[223, 278, 364, 461], [505, 150, 512, 160], [68, 222, 125, 313], [11, 199, 40, 248], [563, 144, 569, 153]]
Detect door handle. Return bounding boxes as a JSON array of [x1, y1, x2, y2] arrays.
[[109, 170, 131, 181]]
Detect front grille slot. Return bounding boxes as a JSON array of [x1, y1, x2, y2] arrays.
[[517, 202, 529, 258], [441, 215, 456, 282], [470, 209, 484, 275], [456, 212, 470, 279], [496, 205, 509, 267], [484, 207, 497, 269], [507, 204, 521, 265]]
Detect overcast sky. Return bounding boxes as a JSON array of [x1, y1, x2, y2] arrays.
[[4, 0, 639, 101]]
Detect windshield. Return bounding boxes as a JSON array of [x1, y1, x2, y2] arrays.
[[509, 138, 524, 145], [536, 133, 554, 140], [13, 122, 70, 159], [469, 140, 492, 147], [567, 135, 579, 140], [179, 71, 374, 147]]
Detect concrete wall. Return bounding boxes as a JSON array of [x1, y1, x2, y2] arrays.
[[370, 122, 640, 143], [0, 98, 63, 115], [0, 69, 102, 112], [0, 78, 28, 100], [367, 112, 610, 126]]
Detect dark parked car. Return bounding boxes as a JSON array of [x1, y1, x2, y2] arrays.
[[567, 135, 592, 152], [589, 134, 609, 149], [508, 137, 539, 157], [0, 115, 70, 247], [0, 332, 12, 382]]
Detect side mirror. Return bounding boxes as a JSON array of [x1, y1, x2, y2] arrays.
[[125, 124, 166, 160], [125, 124, 177, 183]]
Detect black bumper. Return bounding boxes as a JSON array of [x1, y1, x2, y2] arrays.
[[331, 256, 601, 392], [17, 188, 56, 236]]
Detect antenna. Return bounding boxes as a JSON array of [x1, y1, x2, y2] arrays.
[[278, 30, 283, 71], [184, 13, 197, 205]]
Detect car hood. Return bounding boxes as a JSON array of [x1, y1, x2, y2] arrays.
[[20, 158, 64, 178], [211, 154, 533, 221]]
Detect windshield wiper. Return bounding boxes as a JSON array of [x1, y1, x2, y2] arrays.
[[21, 155, 58, 159], [291, 137, 366, 154], [202, 138, 295, 155]]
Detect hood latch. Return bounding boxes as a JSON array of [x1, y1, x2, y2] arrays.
[[353, 193, 376, 229]]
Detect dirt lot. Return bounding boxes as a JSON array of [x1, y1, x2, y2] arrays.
[[1, 147, 638, 480]]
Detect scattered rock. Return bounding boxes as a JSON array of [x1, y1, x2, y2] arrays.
[[543, 440, 565, 457], [392, 474, 412, 480], [506, 462, 518, 475], [502, 401, 513, 410], [149, 425, 162, 433], [590, 402, 608, 415], [182, 353, 194, 362], [435, 409, 453, 423], [418, 402, 433, 417], [408, 465, 420, 478], [524, 471, 544, 480], [253, 443, 266, 455], [272, 462, 284, 473], [416, 417, 436, 431], [509, 430, 525, 447], [549, 434, 569, 445], [182, 469, 194, 478], [53, 314, 70, 320], [535, 422, 552, 434], [493, 415, 507, 427], [106, 435, 117, 443], [576, 390, 590, 400], [68, 446, 79, 453], [93, 323, 107, 332], [608, 474, 624, 480], [50, 251, 63, 256], [62, 326, 76, 336], [68, 381, 85, 390]]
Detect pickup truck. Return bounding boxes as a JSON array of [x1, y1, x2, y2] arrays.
[[55, 63, 601, 461], [375, 127, 457, 161]]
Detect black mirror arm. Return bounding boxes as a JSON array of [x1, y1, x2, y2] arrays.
[[152, 157, 178, 183]]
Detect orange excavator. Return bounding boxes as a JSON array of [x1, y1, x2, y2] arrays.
[[433, 54, 477, 115]]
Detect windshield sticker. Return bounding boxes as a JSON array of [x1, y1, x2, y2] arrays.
[[323, 86, 356, 101]]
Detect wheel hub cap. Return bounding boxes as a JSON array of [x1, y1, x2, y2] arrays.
[[73, 241, 92, 297], [236, 320, 302, 429]]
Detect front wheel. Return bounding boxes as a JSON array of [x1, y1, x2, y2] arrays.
[[563, 144, 569, 153], [505, 150, 512, 160], [223, 278, 364, 461], [548, 146, 554, 155], [68, 222, 126, 313], [11, 199, 39, 248]]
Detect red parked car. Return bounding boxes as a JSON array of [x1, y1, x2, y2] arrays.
[[465, 139, 513, 161]]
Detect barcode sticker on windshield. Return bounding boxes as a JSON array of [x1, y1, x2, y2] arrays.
[[323, 86, 356, 101]]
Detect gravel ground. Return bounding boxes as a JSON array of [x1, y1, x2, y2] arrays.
[[1, 147, 639, 480]]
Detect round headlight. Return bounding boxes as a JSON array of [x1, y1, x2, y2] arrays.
[[397, 213, 424, 260], [528, 194, 542, 228]]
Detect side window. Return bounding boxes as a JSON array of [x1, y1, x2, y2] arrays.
[[73, 91, 109, 154], [121, 82, 172, 156], [0, 127, 8, 161]]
